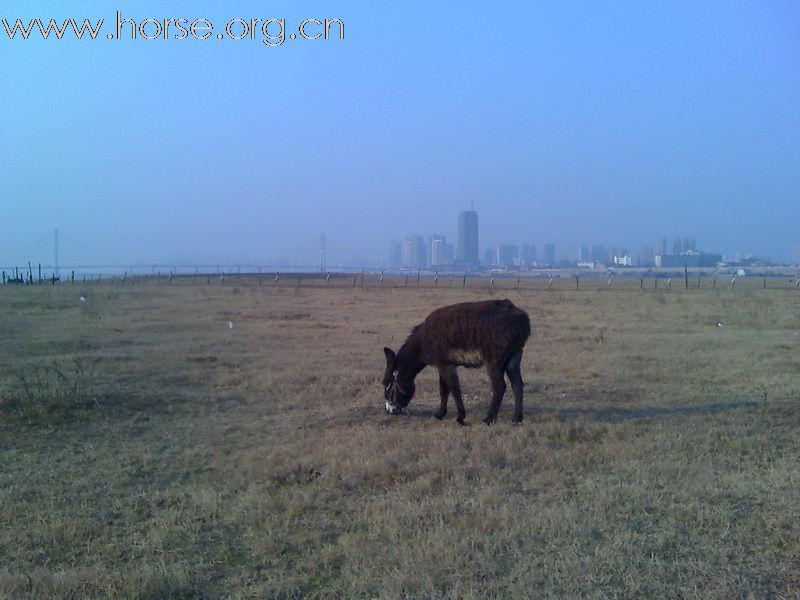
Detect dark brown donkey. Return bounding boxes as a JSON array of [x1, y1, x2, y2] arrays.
[[382, 299, 531, 424]]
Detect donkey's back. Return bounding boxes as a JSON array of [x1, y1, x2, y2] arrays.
[[417, 299, 531, 368]]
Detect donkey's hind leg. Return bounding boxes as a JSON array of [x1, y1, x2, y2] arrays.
[[505, 350, 524, 423], [483, 363, 507, 425]]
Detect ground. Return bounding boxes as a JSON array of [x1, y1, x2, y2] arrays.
[[1, 277, 799, 598]]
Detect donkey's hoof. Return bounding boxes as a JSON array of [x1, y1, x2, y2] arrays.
[[512, 417, 523, 424], [434, 411, 446, 420], [482, 417, 496, 426]]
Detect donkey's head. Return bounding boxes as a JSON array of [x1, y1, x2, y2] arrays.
[[382, 347, 416, 414]]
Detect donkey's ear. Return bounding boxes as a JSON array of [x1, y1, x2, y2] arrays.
[[383, 347, 397, 368]]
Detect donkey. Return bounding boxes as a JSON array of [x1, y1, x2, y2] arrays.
[[382, 299, 531, 424]]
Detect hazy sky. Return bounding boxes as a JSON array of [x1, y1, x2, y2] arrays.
[[2, 1, 799, 267]]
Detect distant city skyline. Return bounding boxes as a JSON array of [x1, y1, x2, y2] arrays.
[[378, 208, 785, 272], [5, 218, 793, 271]]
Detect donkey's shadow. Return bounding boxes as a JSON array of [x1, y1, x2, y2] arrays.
[[398, 398, 757, 425]]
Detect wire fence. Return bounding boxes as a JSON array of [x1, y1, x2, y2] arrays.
[[3, 266, 799, 292]]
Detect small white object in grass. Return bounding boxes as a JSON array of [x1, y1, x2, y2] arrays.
[[717, 322, 723, 327], [79, 296, 86, 303], [228, 321, 234, 329]]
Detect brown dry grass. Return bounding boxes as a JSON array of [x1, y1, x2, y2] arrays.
[[1, 279, 799, 598]]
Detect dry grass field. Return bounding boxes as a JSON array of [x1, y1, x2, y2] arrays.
[[1, 278, 799, 598]]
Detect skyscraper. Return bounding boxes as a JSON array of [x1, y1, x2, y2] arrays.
[[388, 239, 401, 269], [497, 244, 518, 269], [402, 236, 426, 269], [457, 210, 479, 266], [639, 246, 655, 267], [519, 243, 537, 266], [543, 243, 556, 265], [429, 234, 447, 267]]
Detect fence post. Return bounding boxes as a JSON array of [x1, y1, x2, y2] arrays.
[[731, 276, 736, 291], [327, 273, 332, 286], [576, 275, 579, 290], [548, 276, 553, 289], [684, 264, 689, 290], [763, 278, 766, 289], [416, 269, 420, 286], [640, 277, 643, 289], [434, 272, 438, 288], [607, 276, 612, 289], [516, 278, 520, 290], [697, 275, 701, 289], [667, 278, 671, 289], [463, 273, 466, 288], [405, 274, 408, 287]]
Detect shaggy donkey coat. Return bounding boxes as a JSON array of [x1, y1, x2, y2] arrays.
[[383, 299, 531, 424]]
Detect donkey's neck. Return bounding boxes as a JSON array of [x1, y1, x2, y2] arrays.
[[397, 330, 426, 378]]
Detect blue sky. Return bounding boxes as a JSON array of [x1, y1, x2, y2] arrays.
[[2, 1, 799, 266]]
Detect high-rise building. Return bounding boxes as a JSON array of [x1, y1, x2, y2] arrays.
[[457, 210, 479, 266], [429, 234, 447, 267], [402, 236, 426, 269], [673, 239, 683, 255], [443, 242, 455, 264], [497, 244, 518, 269], [659, 238, 667, 256], [590, 244, 606, 264], [519, 243, 537, 266], [638, 246, 655, 267], [388, 239, 401, 269], [543, 243, 556, 265]]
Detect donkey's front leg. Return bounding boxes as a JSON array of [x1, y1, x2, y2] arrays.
[[440, 366, 466, 424], [435, 369, 449, 420]]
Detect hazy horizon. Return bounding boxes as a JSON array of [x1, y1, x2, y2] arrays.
[[3, 1, 799, 267]]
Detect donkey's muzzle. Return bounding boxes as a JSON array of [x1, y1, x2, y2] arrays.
[[385, 401, 404, 415]]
